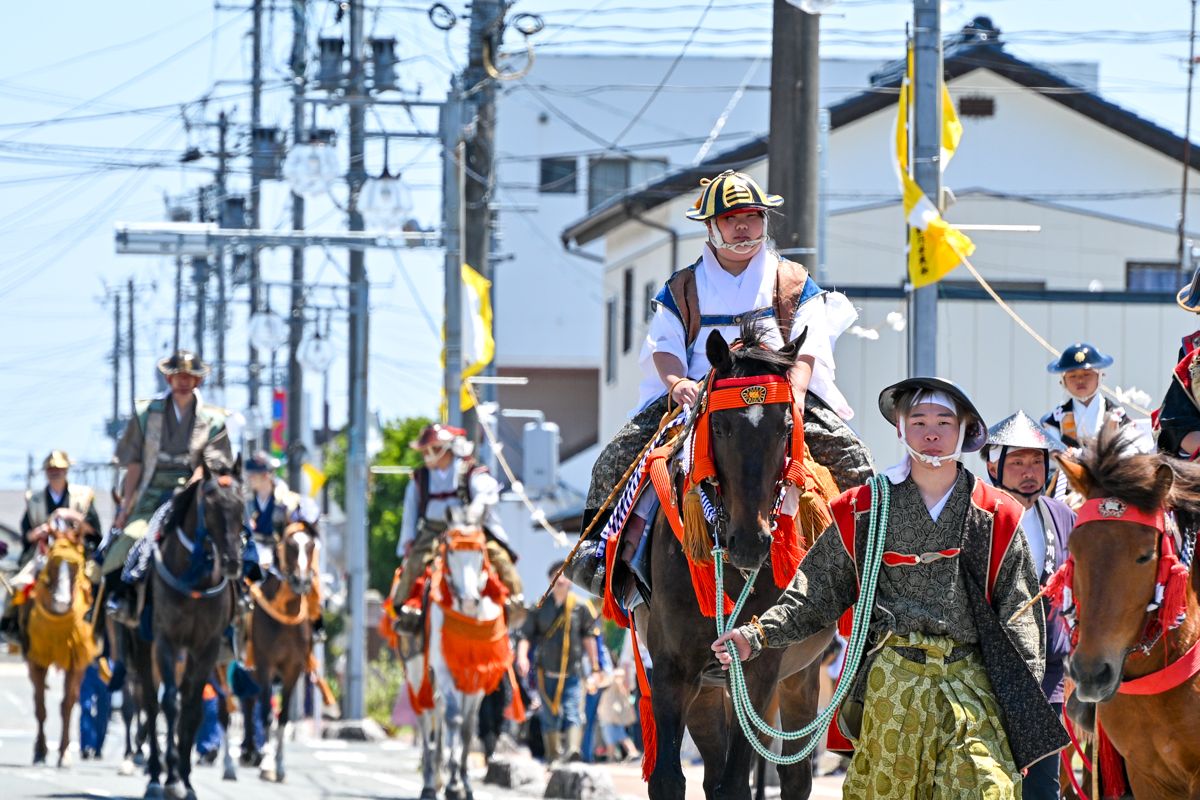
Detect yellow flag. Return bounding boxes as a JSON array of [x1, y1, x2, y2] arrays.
[[301, 462, 326, 498], [896, 45, 974, 288], [440, 263, 496, 418]]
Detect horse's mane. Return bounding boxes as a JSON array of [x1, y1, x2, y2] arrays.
[[166, 479, 198, 532], [728, 319, 796, 375], [1076, 424, 1200, 511]]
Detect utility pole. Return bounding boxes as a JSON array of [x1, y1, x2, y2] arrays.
[[767, 0, 819, 265], [286, 0, 308, 492], [909, 0, 941, 377], [248, 0, 265, 445], [195, 192, 208, 358], [127, 278, 137, 413], [344, 0, 369, 722], [215, 112, 229, 392], [441, 86, 465, 427], [111, 290, 121, 442], [461, 0, 506, 418]]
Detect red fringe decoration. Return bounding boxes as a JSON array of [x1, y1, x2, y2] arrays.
[[1042, 557, 1074, 607], [504, 666, 527, 723], [687, 558, 733, 618], [771, 515, 805, 588], [409, 672, 435, 715], [1157, 541, 1190, 636], [1096, 718, 1127, 798], [638, 692, 656, 781], [439, 606, 512, 695]]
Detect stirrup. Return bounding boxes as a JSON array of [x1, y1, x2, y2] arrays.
[[562, 538, 607, 598]]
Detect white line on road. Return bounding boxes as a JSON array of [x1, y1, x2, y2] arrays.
[[312, 750, 369, 763]]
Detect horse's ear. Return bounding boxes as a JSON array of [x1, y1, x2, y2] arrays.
[[778, 326, 808, 363], [232, 453, 242, 477], [1053, 452, 1092, 498], [706, 331, 732, 374], [1152, 462, 1175, 506]]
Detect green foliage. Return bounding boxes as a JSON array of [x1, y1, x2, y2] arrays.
[[366, 656, 407, 734], [324, 416, 433, 594]]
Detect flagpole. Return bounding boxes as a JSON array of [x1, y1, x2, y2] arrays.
[[908, 0, 942, 377]]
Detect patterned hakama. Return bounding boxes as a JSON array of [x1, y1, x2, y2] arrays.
[[845, 632, 1018, 800]]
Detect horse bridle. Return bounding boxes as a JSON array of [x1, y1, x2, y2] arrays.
[[685, 371, 806, 546], [436, 527, 490, 599], [154, 477, 233, 599], [1067, 497, 1189, 657], [273, 523, 316, 594]]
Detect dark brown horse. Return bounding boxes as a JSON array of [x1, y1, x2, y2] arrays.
[[129, 463, 244, 800], [637, 327, 834, 800], [239, 520, 320, 783], [1057, 425, 1200, 798]]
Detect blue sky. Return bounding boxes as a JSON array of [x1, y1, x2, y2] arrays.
[[0, 0, 1196, 488]]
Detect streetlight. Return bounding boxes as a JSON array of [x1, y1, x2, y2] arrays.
[[283, 141, 341, 198]]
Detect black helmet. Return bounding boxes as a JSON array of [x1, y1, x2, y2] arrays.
[[1047, 343, 1113, 374], [878, 376, 988, 453]]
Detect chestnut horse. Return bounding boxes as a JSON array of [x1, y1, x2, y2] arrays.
[[17, 519, 98, 767], [636, 327, 835, 800], [1057, 425, 1200, 798]]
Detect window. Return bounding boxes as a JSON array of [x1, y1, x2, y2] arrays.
[[622, 269, 634, 353], [605, 297, 618, 385], [1127, 260, 1185, 293], [539, 157, 577, 194], [957, 95, 995, 119], [587, 157, 668, 210]]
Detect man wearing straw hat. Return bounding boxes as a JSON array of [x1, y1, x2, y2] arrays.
[[102, 349, 232, 618]]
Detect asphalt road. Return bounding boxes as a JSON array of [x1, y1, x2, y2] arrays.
[[0, 654, 845, 800]]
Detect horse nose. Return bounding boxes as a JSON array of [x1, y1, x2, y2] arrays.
[[1069, 657, 1119, 703]]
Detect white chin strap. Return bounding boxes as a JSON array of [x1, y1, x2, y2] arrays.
[[707, 214, 768, 253], [898, 416, 967, 468]]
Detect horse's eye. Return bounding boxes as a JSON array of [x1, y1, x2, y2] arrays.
[[1136, 552, 1154, 565], [712, 421, 728, 438]]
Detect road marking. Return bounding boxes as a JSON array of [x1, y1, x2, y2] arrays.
[[0, 727, 35, 736], [298, 738, 348, 749], [3, 690, 23, 709]]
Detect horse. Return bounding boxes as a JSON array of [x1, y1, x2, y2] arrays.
[[17, 516, 98, 767], [105, 612, 149, 776], [235, 519, 321, 783], [1056, 424, 1200, 798], [402, 515, 514, 800], [127, 463, 244, 800], [636, 327, 836, 800]]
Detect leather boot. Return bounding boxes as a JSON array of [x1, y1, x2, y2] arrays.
[[561, 726, 584, 764], [562, 508, 609, 597], [542, 730, 561, 764]]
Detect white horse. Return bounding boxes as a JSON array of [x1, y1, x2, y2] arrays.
[[402, 513, 511, 800]]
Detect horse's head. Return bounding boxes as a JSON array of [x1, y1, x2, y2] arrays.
[[1058, 425, 1187, 702], [442, 526, 491, 615], [175, 458, 246, 581], [278, 521, 319, 596], [39, 538, 86, 616], [702, 323, 806, 571]]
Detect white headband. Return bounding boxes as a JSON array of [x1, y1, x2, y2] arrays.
[[910, 390, 958, 415]]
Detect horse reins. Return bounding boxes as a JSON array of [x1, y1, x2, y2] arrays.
[[153, 479, 230, 600]]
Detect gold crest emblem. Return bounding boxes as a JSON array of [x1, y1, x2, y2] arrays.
[[1097, 498, 1126, 517], [740, 385, 768, 405], [1074, 350, 1087, 363]]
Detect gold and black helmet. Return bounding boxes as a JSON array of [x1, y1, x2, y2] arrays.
[[685, 170, 783, 221]]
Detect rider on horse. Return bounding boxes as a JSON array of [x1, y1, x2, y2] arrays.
[[1155, 264, 1200, 459], [715, 378, 1067, 798], [243, 450, 301, 576], [565, 169, 873, 596], [103, 349, 232, 622], [393, 423, 522, 631], [981, 410, 1076, 800]]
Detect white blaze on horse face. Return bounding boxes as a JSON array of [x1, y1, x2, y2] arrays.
[[51, 561, 72, 613], [449, 549, 485, 603], [742, 405, 765, 428], [292, 531, 311, 579]]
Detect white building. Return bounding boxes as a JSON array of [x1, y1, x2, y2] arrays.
[[561, 19, 1200, 470]]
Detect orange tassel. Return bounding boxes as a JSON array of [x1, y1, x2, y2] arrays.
[[1096, 718, 1127, 798], [439, 607, 512, 695], [795, 490, 833, 549], [639, 693, 657, 781], [504, 667, 527, 723], [771, 516, 804, 588], [681, 490, 712, 564], [1158, 558, 1189, 636]]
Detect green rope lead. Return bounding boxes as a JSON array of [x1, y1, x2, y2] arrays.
[[715, 474, 891, 765]]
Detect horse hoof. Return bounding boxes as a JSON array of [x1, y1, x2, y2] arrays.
[[420, 789, 438, 800], [134, 752, 147, 767], [58, 751, 72, 769], [144, 783, 164, 800], [119, 757, 137, 776], [222, 765, 237, 781], [185, 790, 197, 800], [259, 767, 276, 782], [166, 782, 188, 800]]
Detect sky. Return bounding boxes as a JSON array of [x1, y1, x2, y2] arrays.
[[1, 0, 1198, 488]]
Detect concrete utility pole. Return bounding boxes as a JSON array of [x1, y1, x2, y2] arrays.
[[194, 192, 208, 358], [461, 0, 506, 417], [248, 0, 265, 445], [111, 291, 121, 441], [215, 112, 229, 392], [441, 86, 465, 428], [127, 278, 137, 412], [768, 0, 819, 265], [286, 0, 308, 492], [344, 0, 369, 722], [908, 0, 941, 377]]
